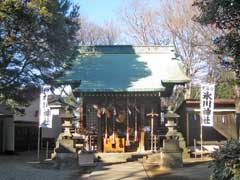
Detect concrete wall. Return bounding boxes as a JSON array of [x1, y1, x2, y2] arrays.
[[42, 113, 62, 139], [14, 98, 63, 139], [15, 98, 39, 123]]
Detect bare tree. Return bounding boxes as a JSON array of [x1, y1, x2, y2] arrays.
[[78, 16, 120, 45], [119, 0, 169, 45], [160, 0, 222, 98]]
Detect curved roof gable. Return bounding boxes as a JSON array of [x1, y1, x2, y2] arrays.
[[61, 45, 190, 92]]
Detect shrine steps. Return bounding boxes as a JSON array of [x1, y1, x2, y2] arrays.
[[94, 151, 152, 163]]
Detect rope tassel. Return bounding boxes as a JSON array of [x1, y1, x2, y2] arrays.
[[104, 128, 108, 144], [104, 113, 108, 144], [126, 128, 130, 146]]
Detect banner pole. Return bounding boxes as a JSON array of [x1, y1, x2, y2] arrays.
[[200, 117, 203, 160], [46, 139, 49, 159], [37, 127, 41, 161]]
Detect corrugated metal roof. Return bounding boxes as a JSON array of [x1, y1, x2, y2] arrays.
[[60, 45, 190, 92]]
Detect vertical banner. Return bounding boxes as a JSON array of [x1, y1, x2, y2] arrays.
[[39, 85, 52, 128], [200, 84, 215, 127]]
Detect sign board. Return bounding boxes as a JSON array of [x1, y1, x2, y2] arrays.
[[39, 85, 52, 128], [200, 84, 215, 127]]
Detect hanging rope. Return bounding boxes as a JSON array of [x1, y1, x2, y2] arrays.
[[112, 106, 117, 145], [126, 98, 131, 146], [103, 107, 108, 144], [134, 98, 139, 142]]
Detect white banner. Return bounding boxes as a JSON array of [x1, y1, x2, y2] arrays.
[[39, 85, 52, 128], [200, 84, 215, 127]]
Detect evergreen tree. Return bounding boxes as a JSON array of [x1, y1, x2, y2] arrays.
[[0, 0, 80, 105]]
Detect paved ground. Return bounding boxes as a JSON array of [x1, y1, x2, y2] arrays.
[[88, 162, 149, 180], [0, 152, 92, 180], [144, 159, 211, 180], [0, 152, 211, 180]]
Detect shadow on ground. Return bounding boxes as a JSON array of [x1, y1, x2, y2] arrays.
[[144, 160, 212, 180]]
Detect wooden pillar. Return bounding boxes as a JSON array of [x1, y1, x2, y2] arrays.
[[151, 116, 154, 151], [147, 110, 159, 152], [138, 104, 145, 152], [78, 97, 84, 133], [97, 116, 103, 152]]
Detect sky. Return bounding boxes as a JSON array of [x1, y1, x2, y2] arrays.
[[72, 0, 158, 24], [72, 0, 124, 24]]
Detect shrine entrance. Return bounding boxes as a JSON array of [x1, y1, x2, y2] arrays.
[[57, 45, 190, 154], [78, 92, 167, 153]]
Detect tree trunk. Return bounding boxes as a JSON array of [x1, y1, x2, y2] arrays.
[[185, 81, 192, 99]]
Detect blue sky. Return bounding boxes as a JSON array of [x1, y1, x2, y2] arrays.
[[72, 0, 123, 24], [72, 0, 158, 24]]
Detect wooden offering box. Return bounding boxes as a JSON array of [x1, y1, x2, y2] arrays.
[[103, 135, 125, 153]]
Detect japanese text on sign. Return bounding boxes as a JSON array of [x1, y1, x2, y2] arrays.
[[200, 84, 215, 127], [39, 85, 52, 128]]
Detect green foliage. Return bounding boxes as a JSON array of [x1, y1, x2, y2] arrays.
[[191, 81, 235, 99], [193, 0, 240, 78], [216, 82, 235, 99], [0, 0, 80, 105], [191, 86, 200, 99], [210, 140, 240, 180], [215, 69, 236, 99]]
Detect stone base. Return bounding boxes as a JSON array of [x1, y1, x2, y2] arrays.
[[160, 151, 183, 168], [143, 153, 160, 164], [56, 153, 77, 160], [55, 139, 76, 153], [78, 153, 95, 166], [95, 152, 150, 163]]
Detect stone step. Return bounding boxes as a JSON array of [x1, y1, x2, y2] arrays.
[[126, 154, 148, 162], [143, 153, 161, 164]]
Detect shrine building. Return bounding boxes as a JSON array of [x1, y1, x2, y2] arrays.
[[60, 45, 189, 152]]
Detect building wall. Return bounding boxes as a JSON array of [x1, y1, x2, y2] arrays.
[[14, 122, 38, 152], [177, 100, 235, 146], [15, 98, 39, 123], [1, 117, 15, 153], [186, 112, 227, 146], [13, 98, 63, 151], [42, 112, 62, 139]]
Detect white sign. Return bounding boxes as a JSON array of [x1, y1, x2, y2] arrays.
[[200, 84, 215, 127], [39, 85, 52, 128]]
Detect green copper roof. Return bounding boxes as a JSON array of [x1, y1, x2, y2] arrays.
[[60, 45, 189, 92]]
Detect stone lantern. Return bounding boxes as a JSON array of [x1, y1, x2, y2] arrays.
[[164, 111, 180, 139], [160, 111, 183, 168], [60, 111, 73, 139]]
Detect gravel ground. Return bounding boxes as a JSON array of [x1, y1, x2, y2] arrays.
[[0, 152, 94, 180]]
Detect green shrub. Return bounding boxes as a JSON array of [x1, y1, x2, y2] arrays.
[[210, 140, 240, 180]]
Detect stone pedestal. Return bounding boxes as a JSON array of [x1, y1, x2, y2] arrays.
[[160, 139, 183, 168], [78, 152, 94, 166], [164, 111, 189, 158], [177, 132, 189, 158]]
